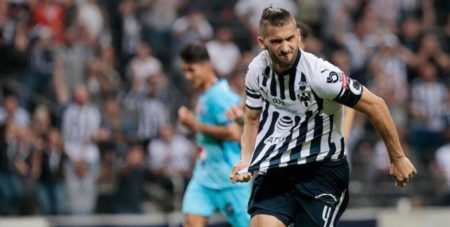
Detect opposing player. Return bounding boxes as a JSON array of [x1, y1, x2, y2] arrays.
[[178, 43, 251, 227], [230, 7, 416, 227]]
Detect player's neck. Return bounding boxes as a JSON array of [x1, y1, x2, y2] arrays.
[[200, 75, 218, 92], [273, 50, 299, 75]]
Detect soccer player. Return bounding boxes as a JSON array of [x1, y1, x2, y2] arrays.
[[226, 21, 356, 141], [178, 43, 251, 227], [230, 7, 417, 227]]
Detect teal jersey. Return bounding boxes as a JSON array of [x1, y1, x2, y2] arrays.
[[192, 79, 243, 189]]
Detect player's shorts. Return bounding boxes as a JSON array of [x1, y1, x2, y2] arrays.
[[182, 177, 251, 227], [248, 158, 349, 226]]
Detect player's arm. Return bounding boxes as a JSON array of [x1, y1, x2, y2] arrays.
[[241, 106, 261, 163], [195, 122, 241, 142], [230, 106, 261, 183], [313, 65, 416, 187], [348, 87, 417, 187], [178, 106, 241, 142]]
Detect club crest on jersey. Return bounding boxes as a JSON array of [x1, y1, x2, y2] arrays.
[[299, 93, 311, 107]]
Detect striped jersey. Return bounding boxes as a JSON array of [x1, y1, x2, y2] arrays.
[[244, 49, 357, 173]]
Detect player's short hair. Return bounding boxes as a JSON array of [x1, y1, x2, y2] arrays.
[[259, 6, 296, 37], [179, 43, 210, 63]]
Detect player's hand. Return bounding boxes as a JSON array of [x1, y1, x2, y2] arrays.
[[178, 106, 197, 131], [230, 160, 252, 183], [226, 105, 244, 120], [226, 105, 245, 126], [389, 156, 417, 187]]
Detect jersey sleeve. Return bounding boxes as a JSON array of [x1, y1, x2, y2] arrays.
[[245, 65, 263, 109], [309, 60, 362, 107], [211, 91, 240, 125]]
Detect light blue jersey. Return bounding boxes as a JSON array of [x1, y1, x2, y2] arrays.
[[183, 79, 251, 226], [192, 79, 243, 189]]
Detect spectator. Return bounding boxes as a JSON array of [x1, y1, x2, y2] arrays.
[[31, 0, 65, 43], [171, 7, 213, 57], [36, 128, 66, 215], [30, 105, 52, 138], [62, 85, 109, 214], [118, 0, 141, 66], [409, 62, 448, 164], [140, 0, 180, 64], [55, 26, 92, 93], [126, 42, 162, 92], [147, 122, 194, 179], [147, 123, 194, 211], [8, 125, 40, 215], [206, 26, 241, 78], [76, 0, 105, 45], [0, 94, 30, 127], [0, 124, 20, 215], [435, 107, 450, 205], [0, 24, 30, 76], [113, 144, 146, 213]]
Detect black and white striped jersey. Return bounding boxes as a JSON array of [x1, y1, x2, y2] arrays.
[[244, 49, 362, 173], [62, 103, 102, 163]]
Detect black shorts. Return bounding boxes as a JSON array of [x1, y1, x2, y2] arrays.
[[248, 158, 349, 226]]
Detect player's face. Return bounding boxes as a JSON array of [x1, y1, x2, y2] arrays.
[[182, 61, 208, 90], [259, 21, 300, 70]]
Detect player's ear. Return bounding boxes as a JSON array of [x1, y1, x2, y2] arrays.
[[257, 36, 265, 49]]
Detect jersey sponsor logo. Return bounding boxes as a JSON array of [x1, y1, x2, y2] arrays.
[[326, 71, 341, 83], [276, 116, 293, 132], [272, 97, 286, 105], [264, 116, 293, 145], [264, 136, 285, 145], [269, 96, 300, 114]]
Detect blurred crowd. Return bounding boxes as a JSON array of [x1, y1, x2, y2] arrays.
[[0, 0, 449, 216]]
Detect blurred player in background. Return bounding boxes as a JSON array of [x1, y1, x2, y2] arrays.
[[230, 7, 416, 227], [178, 43, 251, 227]]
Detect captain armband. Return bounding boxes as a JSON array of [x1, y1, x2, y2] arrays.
[[334, 77, 363, 107]]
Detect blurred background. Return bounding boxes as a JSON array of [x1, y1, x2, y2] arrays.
[[0, 0, 449, 226]]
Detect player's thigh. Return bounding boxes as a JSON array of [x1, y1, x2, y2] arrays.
[[251, 213, 286, 227], [295, 159, 349, 226], [184, 214, 209, 227], [296, 189, 348, 227], [182, 178, 215, 217], [248, 172, 296, 226], [216, 185, 252, 227]]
